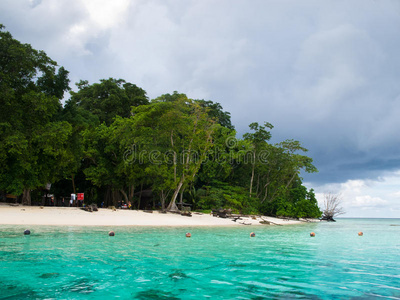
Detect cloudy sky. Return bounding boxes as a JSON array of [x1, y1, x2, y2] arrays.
[[1, 0, 400, 217]]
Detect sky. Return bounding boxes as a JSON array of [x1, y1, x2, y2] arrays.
[[1, 0, 400, 217]]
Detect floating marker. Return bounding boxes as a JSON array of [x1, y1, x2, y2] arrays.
[[24, 229, 30, 235], [358, 232, 363, 236], [310, 232, 315, 237], [250, 232, 255, 237], [109, 231, 115, 236], [186, 232, 191, 238]]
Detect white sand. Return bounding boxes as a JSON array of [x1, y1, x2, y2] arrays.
[[0, 206, 308, 227]]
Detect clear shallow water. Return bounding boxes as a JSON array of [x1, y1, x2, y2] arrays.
[[0, 219, 399, 299]]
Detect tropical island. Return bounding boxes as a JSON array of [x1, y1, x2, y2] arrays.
[[0, 24, 322, 222]]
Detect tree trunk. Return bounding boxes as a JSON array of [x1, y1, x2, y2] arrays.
[[160, 190, 166, 211], [255, 174, 260, 197], [285, 172, 297, 189], [129, 185, 135, 207], [105, 187, 111, 207], [120, 189, 129, 203], [261, 180, 271, 203], [22, 188, 31, 206], [112, 189, 119, 207], [179, 188, 184, 206], [249, 150, 256, 197], [262, 185, 268, 202], [138, 183, 143, 210], [167, 178, 184, 211], [128, 184, 135, 209], [171, 130, 177, 183], [71, 174, 76, 194]]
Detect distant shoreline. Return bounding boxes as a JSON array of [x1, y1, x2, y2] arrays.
[[0, 206, 312, 227]]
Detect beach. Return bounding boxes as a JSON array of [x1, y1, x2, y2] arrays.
[[0, 205, 305, 226]]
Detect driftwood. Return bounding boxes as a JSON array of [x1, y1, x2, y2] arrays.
[[181, 206, 192, 217], [212, 208, 232, 218], [231, 216, 242, 222], [81, 204, 98, 212], [260, 217, 282, 226], [239, 221, 251, 225], [259, 220, 270, 225]]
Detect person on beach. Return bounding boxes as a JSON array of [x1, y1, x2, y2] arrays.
[[70, 193, 76, 207]]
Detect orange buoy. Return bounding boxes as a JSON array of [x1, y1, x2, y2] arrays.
[[358, 231, 363, 236], [186, 232, 191, 238], [310, 232, 315, 237], [109, 231, 115, 236], [250, 232, 255, 237]]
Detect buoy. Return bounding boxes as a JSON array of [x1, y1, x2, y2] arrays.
[[109, 231, 115, 236], [358, 231, 363, 236], [310, 232, 315, 237], [186, 232, 191, 238], [250, 232, 255, 237], [24, 229, 30, 235]]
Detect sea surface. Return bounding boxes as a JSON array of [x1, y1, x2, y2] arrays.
[[0, 218, 399, 299]]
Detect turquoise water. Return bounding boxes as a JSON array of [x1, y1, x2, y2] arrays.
[[1, 219, 399, 299]]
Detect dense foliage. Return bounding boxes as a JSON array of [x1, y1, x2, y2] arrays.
[[0, 25, 321, 218]]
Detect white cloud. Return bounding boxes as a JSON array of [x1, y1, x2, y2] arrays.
[[82, 0, 130, 29], [351, 195, 388, 208], [389, 191, 400, 199], [311, 169, 400, 217]]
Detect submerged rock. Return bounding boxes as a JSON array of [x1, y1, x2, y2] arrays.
[[39, 273, 60, 279], [169, 270, 189, 281]]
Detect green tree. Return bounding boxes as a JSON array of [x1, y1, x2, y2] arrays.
[[126, 94, 216, 211], [70, 78, 148, 125], [60, 78, 149, 205], [243, 122, 274, 198], [195, 100, 234, 130], [59, 99, 100, 194], [0, 25, 71, 204]]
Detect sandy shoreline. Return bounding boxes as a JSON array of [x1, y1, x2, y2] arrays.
[[0, 206, 311, 227]]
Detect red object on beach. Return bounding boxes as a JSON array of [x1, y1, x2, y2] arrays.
[[77, 193, 84, 201], [310, 232, 315, 237]]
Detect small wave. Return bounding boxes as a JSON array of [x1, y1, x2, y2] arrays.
[[353, 281, 400, 291], [210, 280, 233, 285], [364, 292, 400, 300], [346, 272, 400, 279]]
